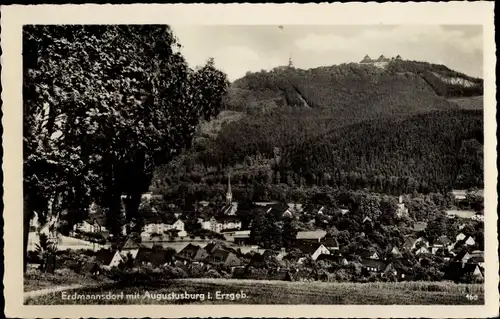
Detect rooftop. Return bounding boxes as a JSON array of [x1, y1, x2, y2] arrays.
[[296, 230, 327, 240]]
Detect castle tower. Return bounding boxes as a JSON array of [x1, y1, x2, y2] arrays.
[[360, 54, 372, 64], [226, 174, 232, 205], [288, 52, 294, 68]]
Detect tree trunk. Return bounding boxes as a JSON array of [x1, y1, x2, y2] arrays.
[[23, 194, 33, 273]]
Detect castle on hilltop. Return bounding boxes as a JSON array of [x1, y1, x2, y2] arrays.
[[359, 54, 403, 68]]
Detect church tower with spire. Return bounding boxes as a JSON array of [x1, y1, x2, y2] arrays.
[[226, 174, 232, 205]]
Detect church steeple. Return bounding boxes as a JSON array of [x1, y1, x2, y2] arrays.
[[226, 174, 232, 205]]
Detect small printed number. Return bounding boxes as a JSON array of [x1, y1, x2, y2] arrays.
[[465, 294, 478, 301]]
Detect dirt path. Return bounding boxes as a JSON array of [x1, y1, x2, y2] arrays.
[[24, 283, 102, 299]]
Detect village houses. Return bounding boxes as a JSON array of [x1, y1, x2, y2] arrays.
[[296, 242, 331, 261], [360, 249, 380, 260], [73, 219, 107, 234], [201, 216, 242, 233], [142, 218, 186, 237], [95, 249, 124, 269], [403, 236, 430, 251]]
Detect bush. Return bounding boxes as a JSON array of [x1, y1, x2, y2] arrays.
[[26, 251, 42, 264], [188, 264, 205, 278], [106, 264, 188, 283], [206, 269, 222, 278], [333, 269, 351, 282], [247, 267, 269, 280]]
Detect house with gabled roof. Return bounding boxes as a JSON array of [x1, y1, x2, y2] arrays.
[[120, 238, 147, 258], [96, 249, 124, 269], [143, 217, 186, 238], [206, 248, 241, 267], [201, 215, 242, 233], [468, 255, 484, 268], [360, 258, 388, 273], [177, 244, 209, 262], [136, 248, 174, 267], [296, 230, 327, 243], [431, 235, 452, 254], [221, 229, 251, 244], [402, 236, 429, 251], [287, 203, 303, 213], [453, 234, 476, 249], [203, 242, 237, 255], [464, 236, 476, 246], [321, 236, 339, 251], [219, 202, 239, 216], [382, 262, 398, 277], [388, 246, 403, 259], [362, 216, 373, 225], [415, 246, 430, 255], [282, 208, 294, 218], [451, 189, 467, 201], [339, 208, 349, 215], [467, 250, 484, 267], [73, 218, 107, 234], [445, 261, 483, 281], [434, 235, 452, 248], [360, 249, 380, 260], [80, 261, 101, 276], [456, 232, 467, 242], [296, 242, 331, 261], [412, 222, 427, 232], [455, 250, 472, 263]]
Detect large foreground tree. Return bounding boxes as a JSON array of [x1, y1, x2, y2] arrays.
[[23, 25, 228, 272]]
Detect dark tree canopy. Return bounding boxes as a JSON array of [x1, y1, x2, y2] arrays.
[[23, 25, 229, 245]]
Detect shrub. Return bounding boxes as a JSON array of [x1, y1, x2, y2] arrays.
[[206, 269, 222, 278], [188, 264, 205, 278]]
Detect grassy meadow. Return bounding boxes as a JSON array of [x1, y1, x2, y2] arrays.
[[25, 278, 484, 305], [24, 267, 106, 292]]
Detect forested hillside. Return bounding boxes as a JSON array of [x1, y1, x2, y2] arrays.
[[153, 60, 483, 201], [224, 60, 483, 113]]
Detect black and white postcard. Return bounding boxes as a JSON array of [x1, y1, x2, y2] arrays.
[[1, 3, 497, 318]]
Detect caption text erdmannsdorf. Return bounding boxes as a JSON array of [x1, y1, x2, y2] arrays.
[[61, 290, 248, 301]]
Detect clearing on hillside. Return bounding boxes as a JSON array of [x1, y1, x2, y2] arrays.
[[447, 96, 484, 110]]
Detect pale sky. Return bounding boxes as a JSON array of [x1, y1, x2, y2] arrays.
[[171, 25, 483, 82]]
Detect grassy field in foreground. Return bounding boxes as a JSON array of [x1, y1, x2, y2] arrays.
[[24, 267, 107, 292], [25, 279, 484, 305]]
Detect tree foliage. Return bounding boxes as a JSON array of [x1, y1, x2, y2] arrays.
[[23, 25, 229, 245]]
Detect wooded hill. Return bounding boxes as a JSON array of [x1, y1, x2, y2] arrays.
[[153, 60, 483, 199], [224, 60, 483, 113]]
